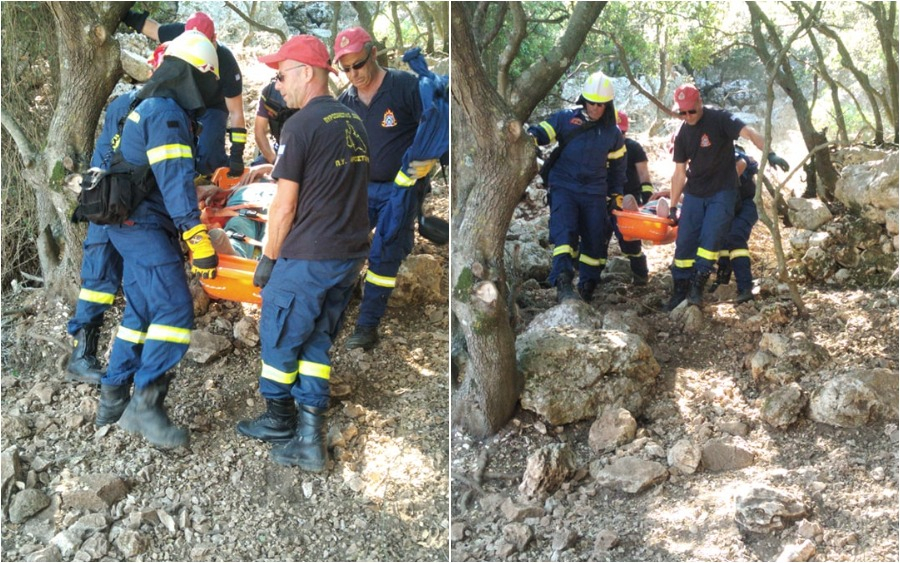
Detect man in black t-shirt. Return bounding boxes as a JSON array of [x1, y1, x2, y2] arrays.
[[123, 10, 247, 177], [666, 84, 789, 310], [233, 35, 369, 473]]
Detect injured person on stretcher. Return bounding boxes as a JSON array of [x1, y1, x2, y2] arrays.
[[196, 163, 276, 259]]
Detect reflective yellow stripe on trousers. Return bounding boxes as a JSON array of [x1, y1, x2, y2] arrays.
[[298, 360, 330, 380], [146, 324, 191, 345], [696, 247, 718, 261], [552, 245, 577, 258], [116, 326, 147, 345], [261, 361, 298, 385], [366, 270, 396, 288], [78, 288, 115, 305], [674, 258, 695, 269], [730, 249, 751, 259]]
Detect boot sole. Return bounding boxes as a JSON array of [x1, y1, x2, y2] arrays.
[[118, 415, 189, 449], [235, 425, 295, 444], [270, 452, 327, 472]]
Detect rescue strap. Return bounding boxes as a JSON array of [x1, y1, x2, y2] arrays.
[[224, 229, 264, 248], [203, 204, 268, 223]]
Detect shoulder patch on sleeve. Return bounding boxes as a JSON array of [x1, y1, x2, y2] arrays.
[[167, 121, 180, 128]]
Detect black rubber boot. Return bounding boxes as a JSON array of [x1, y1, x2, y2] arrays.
[[631, 255, 649, 286], [345, 325, 379, 351], [666, 279, 691, 311], [736, 286, 754, 303], [236, 398, 297, 443], [556, 273, 581, 303], [117, 376, 188, 449], [688, 271, 710, 306], [270, 405, 328, 472], [66, 327, 103, 384], [95, 384, 130, 426], [709, 257, 732, 293], [578, 279, 597, 302]]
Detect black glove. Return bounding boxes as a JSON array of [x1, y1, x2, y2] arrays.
[[253, 255, 275, 288], [228, 128, 247, 177], [768, 151, 789, 172], [640, 182, 654, 205], [668, 207, 679, 226], [122, 9, 149, 33]]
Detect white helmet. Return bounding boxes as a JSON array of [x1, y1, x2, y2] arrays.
[[582, 71, 614, 103], [165, 30, 219, 79]]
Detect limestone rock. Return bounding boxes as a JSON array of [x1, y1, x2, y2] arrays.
[[588, 407, 637, 454], [518, 327, 660, 425], [593, 529, 620, 553], [392, 254, 444, 305], [602, 310, 652, 343], [2, 447, 22, 506], [114, 529, 149, 558], [591, 456, 668, 494], [505, 239, 550, 284], [734, 485, 807, 533], [776, 539, 817, 562], [524, 301, 600, 333], [502, 522, 533, 552], [701, 437, 755, 472], [518, 443, 575, 498], [787, 198, 833, 231], [233, 317, 259, 347], [667, 439, 701, 475], [9, 489, 51, 524], [61, 473, 129, 512], [24, 545, 62, 562], [669, 301, 705, 332], [500, 497, 545, 522], [761, 383, 806, 429], [184, 330, 233, 364], [835, 151, 899, 214], [808, 369, 898, 428]]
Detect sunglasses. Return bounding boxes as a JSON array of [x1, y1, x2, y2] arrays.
[[339, 48, 371, 73], [275, 64, 306, 82], [678, 109, 698, 116], [585, 100, 606, 107]]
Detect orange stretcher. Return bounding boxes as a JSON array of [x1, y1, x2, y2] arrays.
[[195, 167, 265, 305], [612, 209, 678, 245]]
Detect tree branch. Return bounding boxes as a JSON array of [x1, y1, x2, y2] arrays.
[[496, 3, 526, 100], [223, 1, 287, 43], [1, 107, 37, 167]]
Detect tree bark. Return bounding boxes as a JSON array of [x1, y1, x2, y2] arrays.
[[2, 2, 127, 296], [450, 2, 605, 438], [746, 1, 839, 201]]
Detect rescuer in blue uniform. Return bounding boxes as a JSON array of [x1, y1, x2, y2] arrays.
[[667, 83, 788, 310], [65, 91, 137, 384], [123, 10, 246, 177], [599, 110, 651, 287], [95, 31, 221, 450], [65, 45, 171, 384], [528, 71, 627, 303], [709, 146, 760, 303], [235, 35, 370, 473], [334, 27, 435, 351]]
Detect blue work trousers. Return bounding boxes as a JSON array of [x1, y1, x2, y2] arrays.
[[196, 108, 228, 176], [67, 223, 123, 335], [673, 189, 737, 281], [721, 196, 759, 291], [258, 257, 365, 409], [103, 225, 193, 389], [356, 181, 421, 328], [548, 187, 609, 288]]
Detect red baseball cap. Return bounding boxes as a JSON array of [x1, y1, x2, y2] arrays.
[[259, 35, 338, 75], [148, 42, 169, 70], [185, 12, 215, 41], [674, 84, 700, 111], [617, 111, 629, 133], [333, 27, 373, 61]]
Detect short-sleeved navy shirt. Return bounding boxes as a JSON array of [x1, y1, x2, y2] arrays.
[[257, 81, 296, 143], [623, 137, 648, 197], [272, 96, 370, 260], [158, 23, 242, 112], [673, 106, 745, 197], [338, 69, 421, 183]]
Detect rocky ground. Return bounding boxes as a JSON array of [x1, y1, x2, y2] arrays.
[[450, 141, 899, 562], [1, 24, 450, 563]]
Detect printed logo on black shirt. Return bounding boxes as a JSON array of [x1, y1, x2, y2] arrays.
[[700, 134, 711, 148], [381, 109, 397, 127]]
